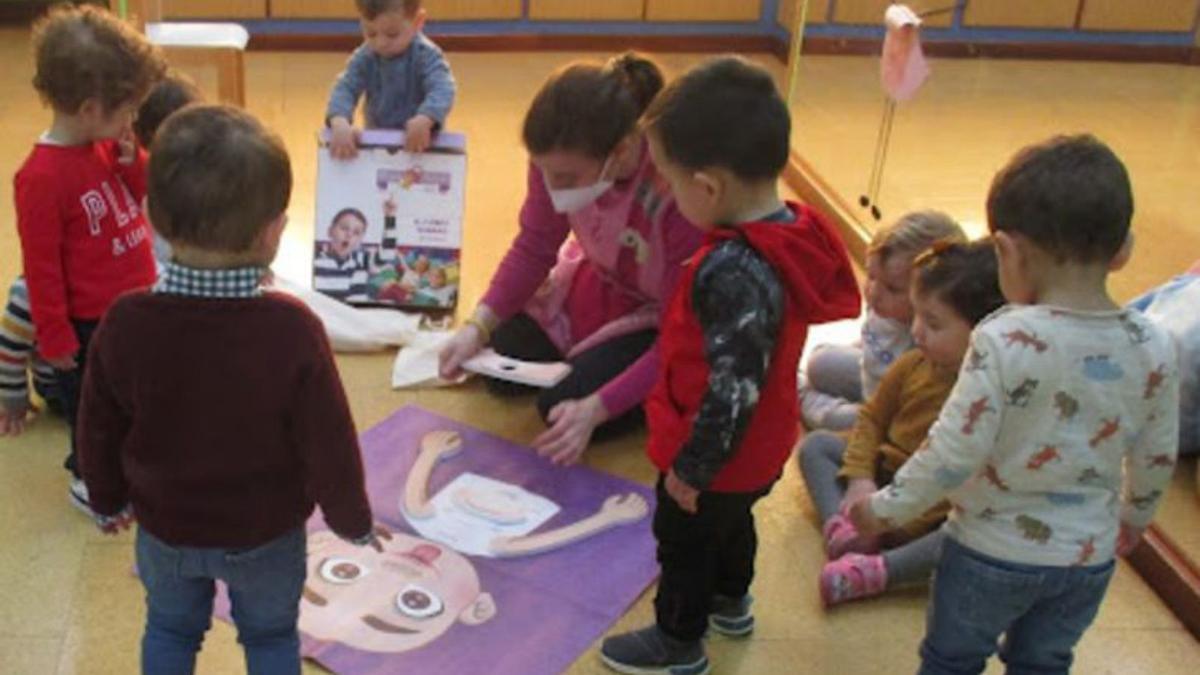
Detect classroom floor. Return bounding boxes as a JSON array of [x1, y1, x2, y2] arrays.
[[0, 28, 1198, 674]]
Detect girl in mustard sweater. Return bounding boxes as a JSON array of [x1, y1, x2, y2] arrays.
[[798, 239, 1005, 606]]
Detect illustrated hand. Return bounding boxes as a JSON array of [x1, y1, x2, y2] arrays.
[[665, 469, 700, 515], [600, 493, 650, 524], [384, 196, 398, 217], [533, 395, 607, 466], [329, 117, 360, 160], [420, 430, 463, 463], [404, 114, 434, 153], [1117, 522, 1144, 556]]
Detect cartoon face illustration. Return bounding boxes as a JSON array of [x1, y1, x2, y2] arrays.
[[301, 530, 496, 654]]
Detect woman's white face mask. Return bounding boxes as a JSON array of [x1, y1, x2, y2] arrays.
[[544, 155, 615, 214]]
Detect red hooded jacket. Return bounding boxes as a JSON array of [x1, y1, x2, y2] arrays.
[[646, 202, 861, 492]]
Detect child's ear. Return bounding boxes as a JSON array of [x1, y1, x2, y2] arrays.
[[1109, 231, 1134, 272], [412, 8, 428, 32], [691, 170, 722, 206]]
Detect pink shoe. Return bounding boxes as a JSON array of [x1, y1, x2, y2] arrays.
[[820, 554, 888, 607], [822, 513, 881, 559]]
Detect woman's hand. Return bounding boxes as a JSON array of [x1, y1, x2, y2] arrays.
[[533, 394, 608, 466], [438, 323, 486, 380]]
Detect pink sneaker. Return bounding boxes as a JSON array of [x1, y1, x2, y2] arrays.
[[820, 554, 888, 607], [822, 513, 881, 559]]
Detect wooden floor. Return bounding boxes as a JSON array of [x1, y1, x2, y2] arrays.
[[0, 28, 1198, 674]]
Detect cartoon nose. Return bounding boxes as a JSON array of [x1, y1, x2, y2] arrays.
[[409, 544, 441, 565]]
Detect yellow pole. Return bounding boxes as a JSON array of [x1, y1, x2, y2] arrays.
[[785, 0, 811, 106]]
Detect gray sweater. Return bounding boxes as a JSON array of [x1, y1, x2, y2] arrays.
[[326, 34, 456, 129]]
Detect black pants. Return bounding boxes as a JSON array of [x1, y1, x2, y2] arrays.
[[653, 474, 772, 642], [487, 313, 656, 440], [57, 319, 100, 478]]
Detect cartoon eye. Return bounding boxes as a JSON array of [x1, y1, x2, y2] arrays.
[[319, 557, 368, 584], [395, 584, 444, 619]]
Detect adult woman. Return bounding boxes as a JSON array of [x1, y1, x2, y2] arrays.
[[440, 52, 702, 464]]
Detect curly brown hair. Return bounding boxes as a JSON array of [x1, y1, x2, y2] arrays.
[[31, 4, 166, 115], [356, 0, 420, 20]]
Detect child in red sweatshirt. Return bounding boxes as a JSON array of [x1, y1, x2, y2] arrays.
[[13, 6, 165, 509], [599, 57, 860, 674]]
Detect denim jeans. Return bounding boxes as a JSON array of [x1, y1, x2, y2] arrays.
[[136, 527, 307, 675], [919, 537, 1115, 675]]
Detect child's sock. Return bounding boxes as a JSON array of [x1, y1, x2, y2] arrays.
[[820, 553, 887, 607]]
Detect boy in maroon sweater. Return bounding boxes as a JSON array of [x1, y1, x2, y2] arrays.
[[13, 5, 166, 510], [77, 105, 377, 675], [599, 58, 859, 674]]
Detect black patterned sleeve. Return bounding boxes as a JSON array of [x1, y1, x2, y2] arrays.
[[672, 239, 784, 490]]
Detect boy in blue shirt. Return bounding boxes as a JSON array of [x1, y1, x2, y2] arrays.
[[326, 0, 457, 156]]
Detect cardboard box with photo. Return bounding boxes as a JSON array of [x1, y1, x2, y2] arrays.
[[313, 129, 465, 310]]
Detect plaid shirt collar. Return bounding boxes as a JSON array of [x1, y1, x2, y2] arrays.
[[154, 262, 266, 299]]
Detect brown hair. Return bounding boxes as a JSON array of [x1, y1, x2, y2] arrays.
[[643, 56, 790, 182], [869, 210, 966, 266], [31, 4, 166, 114], [913, 239, 1006, 326], [356, 0, 420, 20], [133, 70, 203, 148], [149, 105, 292, 253], [987, 134, 1132, 265], [522, 52, 664, 159]]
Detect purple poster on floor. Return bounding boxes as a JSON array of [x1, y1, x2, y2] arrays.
[[218, 405, 658, 675]]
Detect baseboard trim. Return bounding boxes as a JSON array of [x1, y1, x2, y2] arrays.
[[248, 33, 781, 55], [1126, 525, 1200, 638]]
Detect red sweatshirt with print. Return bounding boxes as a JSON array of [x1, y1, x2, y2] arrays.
[[14, 140, 157, 360]]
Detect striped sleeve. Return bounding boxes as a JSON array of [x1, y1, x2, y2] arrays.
[[0, 277, 35, 410]]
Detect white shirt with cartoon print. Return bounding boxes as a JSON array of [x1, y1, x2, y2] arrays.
[[870, 305, 1179, 567]]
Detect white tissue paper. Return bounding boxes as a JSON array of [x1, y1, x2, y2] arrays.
[[272, 276, 422, 352], [391, 330, 463, 389]]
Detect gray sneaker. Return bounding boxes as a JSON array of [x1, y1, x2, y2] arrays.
[[709, 594, 754, 637], [599, 625, 710, 675]]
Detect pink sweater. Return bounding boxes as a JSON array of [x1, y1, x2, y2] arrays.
[[481, 145, 702, 417]]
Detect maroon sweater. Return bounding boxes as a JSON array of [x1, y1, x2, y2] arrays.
[[78, 291, 373, 548]]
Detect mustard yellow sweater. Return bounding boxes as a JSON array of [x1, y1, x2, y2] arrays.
[[838, 349, 957, 542]]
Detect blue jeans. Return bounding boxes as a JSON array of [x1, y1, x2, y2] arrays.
[[919, 537, 1115, 675], [136, 527, 307, 675]]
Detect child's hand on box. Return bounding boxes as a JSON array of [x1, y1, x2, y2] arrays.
[[404, 115, 434, 153], [329, 117, 360, 160]]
